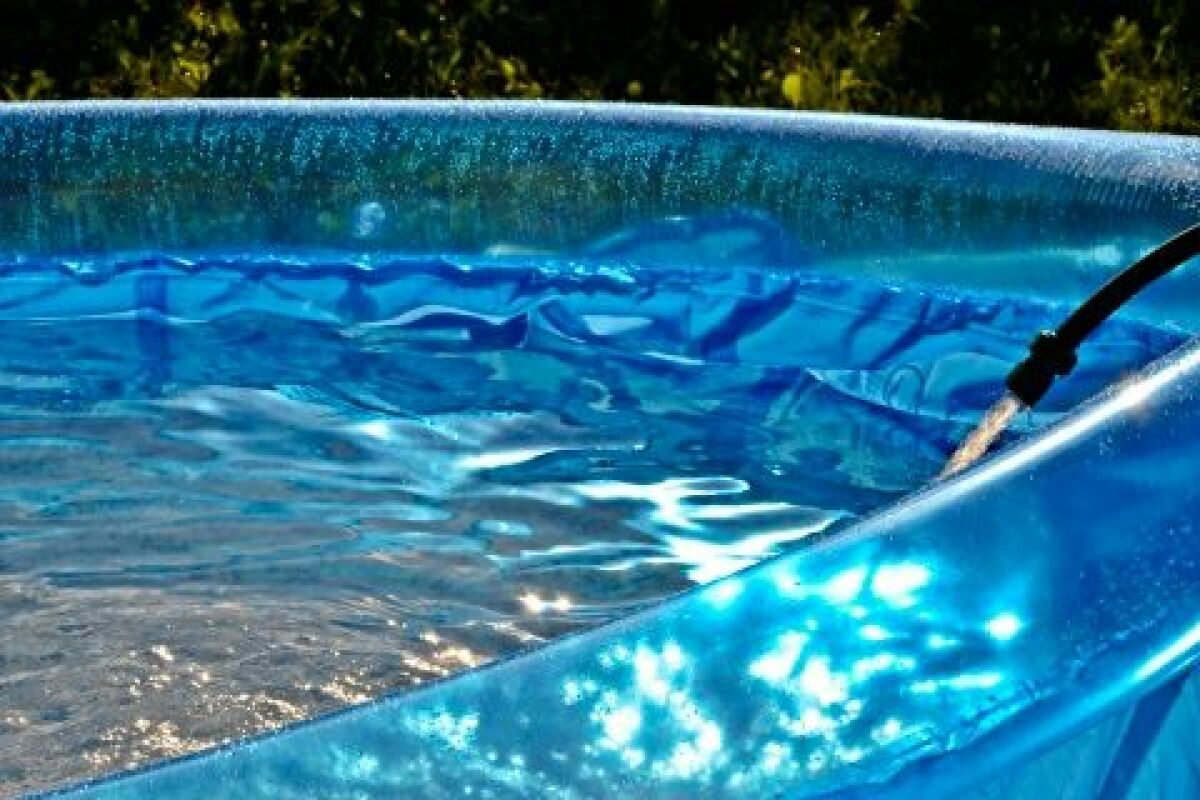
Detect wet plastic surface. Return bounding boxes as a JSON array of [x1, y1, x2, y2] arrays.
[[3, 102, 1200, 798], [39, 340, 1200, 799]]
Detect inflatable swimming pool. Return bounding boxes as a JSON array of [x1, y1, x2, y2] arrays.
[[4, 102, 1200, 798]]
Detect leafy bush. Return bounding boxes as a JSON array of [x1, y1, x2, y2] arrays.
[[1, 0, 1196, 131]]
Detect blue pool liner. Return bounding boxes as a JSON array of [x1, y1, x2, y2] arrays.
[[2, 102, 1200, 798], [35, 336, 1200, 799]]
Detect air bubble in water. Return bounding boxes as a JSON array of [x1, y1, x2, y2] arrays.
[[352, 201, 387, 238]]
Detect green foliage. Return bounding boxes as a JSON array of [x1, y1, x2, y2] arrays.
[[0, 0, 1197, 131], [774, 4, 921, 113], [1086, 13, 1198, 132]]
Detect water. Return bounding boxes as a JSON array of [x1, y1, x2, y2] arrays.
[[940, 392, 1024, 479], [0, 219, 1185, 797]]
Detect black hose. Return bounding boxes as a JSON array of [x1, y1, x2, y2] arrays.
[[1006, 222, 1200, 408]]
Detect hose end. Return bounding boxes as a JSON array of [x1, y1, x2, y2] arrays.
[[1005, 330, 1078, 407]]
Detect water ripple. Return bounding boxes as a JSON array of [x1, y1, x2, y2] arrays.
[[0, 217, 1183, 795]]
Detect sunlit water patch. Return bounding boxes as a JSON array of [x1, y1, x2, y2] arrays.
[[0, 216, 1183, 795]]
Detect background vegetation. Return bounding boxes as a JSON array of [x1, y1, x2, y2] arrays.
[[1, 0, 1197, 132]]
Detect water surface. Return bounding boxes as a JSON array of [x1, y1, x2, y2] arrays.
[[0, 216, 1182, 796]]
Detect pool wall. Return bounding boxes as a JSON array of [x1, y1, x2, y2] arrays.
[[3, 101, 1200, 310], [39, 323, 1200, 800], [4, 102, 1200, 799]]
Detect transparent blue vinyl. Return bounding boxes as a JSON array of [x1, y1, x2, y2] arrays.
[[36, 342, 1200, 800], [2, 102, 1200, 798]]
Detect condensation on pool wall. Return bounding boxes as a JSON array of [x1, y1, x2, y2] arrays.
[[0, 212, 1187, 797]]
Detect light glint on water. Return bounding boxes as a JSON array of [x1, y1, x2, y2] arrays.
[[0, 219, 1184, 795]]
